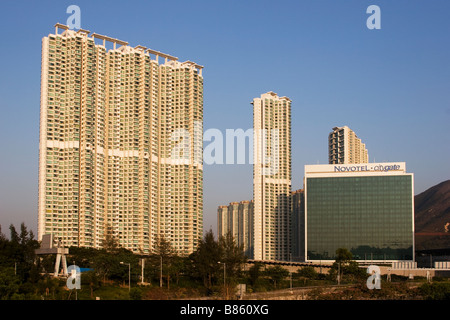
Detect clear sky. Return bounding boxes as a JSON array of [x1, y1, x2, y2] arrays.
[[0, 0, 449, 237]]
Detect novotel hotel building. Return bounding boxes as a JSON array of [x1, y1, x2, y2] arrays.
[[304, 162, 414, 262]]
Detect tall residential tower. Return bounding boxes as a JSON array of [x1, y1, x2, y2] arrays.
[[252, 92, 291, 261], [38, 24, 203, 255], [217, 200, 254, 258], [328, 126, 368, 164]]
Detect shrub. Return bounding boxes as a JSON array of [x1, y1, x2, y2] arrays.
[[419, 282, 450, 300]]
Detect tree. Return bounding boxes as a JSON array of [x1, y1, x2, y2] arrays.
[[92, 245, 138, 285], [0, 267, 20, 299], [67, 246, 97, 268], [218, 232, 247, 297], [248, 262, 263, 288], [188, 229, 222, 292], [154, 235, 176, 289], [19, 223, 30, 246], [9, 225, 20, 244], [0, 225, 5, 242], [219, 232, 247, 278], [101, 232, 121, 254], [81, 270, 100, 299], [1, 223, 40, 284], [18, 223, 40, 269], [336, 248, 353, 262], [37, 276, 63, 300], [296, 266, 318, 282], [265, 266, 289, 289], [331, 248, 365, 283], [129, 287, 143, 300], [167, 255, 186, 286], [92, 250, 113, 284]]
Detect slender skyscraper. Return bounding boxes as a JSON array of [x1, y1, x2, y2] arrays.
[[38, 24, 203, 255], [252, 92, 291, 261]]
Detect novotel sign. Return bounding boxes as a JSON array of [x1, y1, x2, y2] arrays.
[[304, 162, 406, 175], [334, 164, 402, 173]]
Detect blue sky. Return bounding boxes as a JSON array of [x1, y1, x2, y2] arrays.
[[0, 0, 449, 236]]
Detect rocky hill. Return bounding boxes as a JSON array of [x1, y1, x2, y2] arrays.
[[414, 180, 450, 251]]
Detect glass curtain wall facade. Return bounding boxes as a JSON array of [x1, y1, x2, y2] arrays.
[[305, 165, 414, 262], [291, 189, 305, 261]]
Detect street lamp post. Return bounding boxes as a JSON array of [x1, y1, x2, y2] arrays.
[[160, 256, 163, 288], [140, 258, 145, 285], [289, 253, 293, 293], [120, 262, 131, 292]]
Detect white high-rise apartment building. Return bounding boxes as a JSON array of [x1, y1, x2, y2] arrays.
[[38, 24, 203, 255], [252, 92, 291, 261], [217, 200, 254, 258], [328, 126, 369, 164]]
